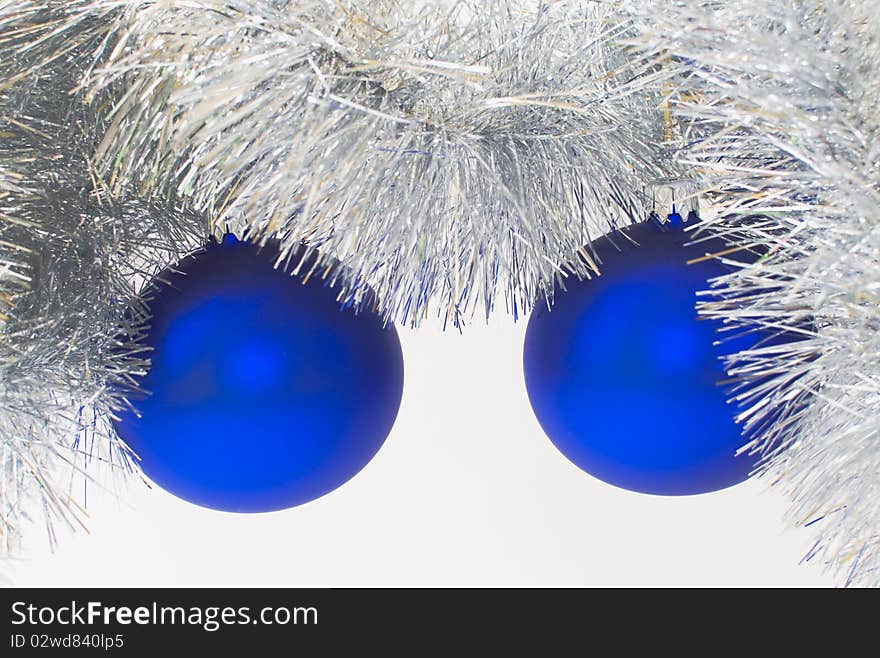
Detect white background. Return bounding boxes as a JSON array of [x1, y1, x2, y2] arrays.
[[8, 315, 832, 587]]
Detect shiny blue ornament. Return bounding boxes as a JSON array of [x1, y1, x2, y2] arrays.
[[114, 236, 404, 512], [523, 217, 781, 496]]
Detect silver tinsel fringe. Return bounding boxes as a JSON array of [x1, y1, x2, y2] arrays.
[[80, 0, 676, 325], [1, 0, 878, 587], [627, 0, 880, 586], [0, 1, 206, 555]]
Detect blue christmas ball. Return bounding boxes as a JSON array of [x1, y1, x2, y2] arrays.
[[114, 236, 404, 512], [523, 218, 781, 495]]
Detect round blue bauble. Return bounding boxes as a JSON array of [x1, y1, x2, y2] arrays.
[[523, 219, 777, 496], [114, 236, 404, 512]]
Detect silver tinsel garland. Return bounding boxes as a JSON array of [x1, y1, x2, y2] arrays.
[[80, 0, 676, 325], [1, 0, 878, 586], [0, 1, 206, 554], [626, 0, 880, 586]]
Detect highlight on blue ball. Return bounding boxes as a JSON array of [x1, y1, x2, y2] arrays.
[[523, 219, 792, 496], [114, 236, 404, 513]]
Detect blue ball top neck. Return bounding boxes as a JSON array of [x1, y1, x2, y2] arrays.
[[647, 205, 700, 234]]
